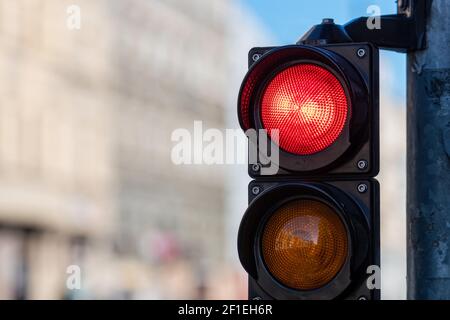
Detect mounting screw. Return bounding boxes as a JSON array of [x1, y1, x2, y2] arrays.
[[252, 53, 261, 62], [357, 160, 368, 170], [252, 164, 261, 172], [357, 183, 368, 194], [357, 48, 366, 58], [358, 296, 368, 301], [251, 186, 262, 196]]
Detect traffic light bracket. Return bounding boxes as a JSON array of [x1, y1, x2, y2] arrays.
[[299, 0, 431, 53]]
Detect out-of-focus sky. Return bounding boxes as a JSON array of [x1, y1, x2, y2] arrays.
[[243, 0, 406, 101]]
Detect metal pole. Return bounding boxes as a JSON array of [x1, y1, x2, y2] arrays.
[[407, 0, 450, 300]]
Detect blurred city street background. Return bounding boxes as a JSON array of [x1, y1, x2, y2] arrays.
[[0, 0, 406, 299]]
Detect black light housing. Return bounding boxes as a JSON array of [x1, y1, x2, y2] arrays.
[[237, 41, 380, 300], [239, 180, 380, 300], [238, 44, 379, 178]]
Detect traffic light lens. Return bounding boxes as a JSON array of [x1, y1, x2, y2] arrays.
[[261, 199, 348, 290], [261, 64, 348, 155]]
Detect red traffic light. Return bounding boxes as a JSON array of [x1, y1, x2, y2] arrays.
[[238, 44, 378, 175], [261, 63, 349, 155], [237, 43, 380, 300]]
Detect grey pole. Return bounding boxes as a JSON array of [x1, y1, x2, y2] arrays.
[[407, 0, 450, 299]]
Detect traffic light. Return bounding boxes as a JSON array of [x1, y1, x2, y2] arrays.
[[237, 42, 380, 300]]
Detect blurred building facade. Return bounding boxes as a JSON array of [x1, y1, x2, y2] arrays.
[[0, 0, 116, 299], [378, 64, 407, 300], [0, 0, 258, 299]]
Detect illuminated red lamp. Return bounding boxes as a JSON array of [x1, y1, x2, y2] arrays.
[[261, 64, 348, 155], [237, 45, 373, 175]]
